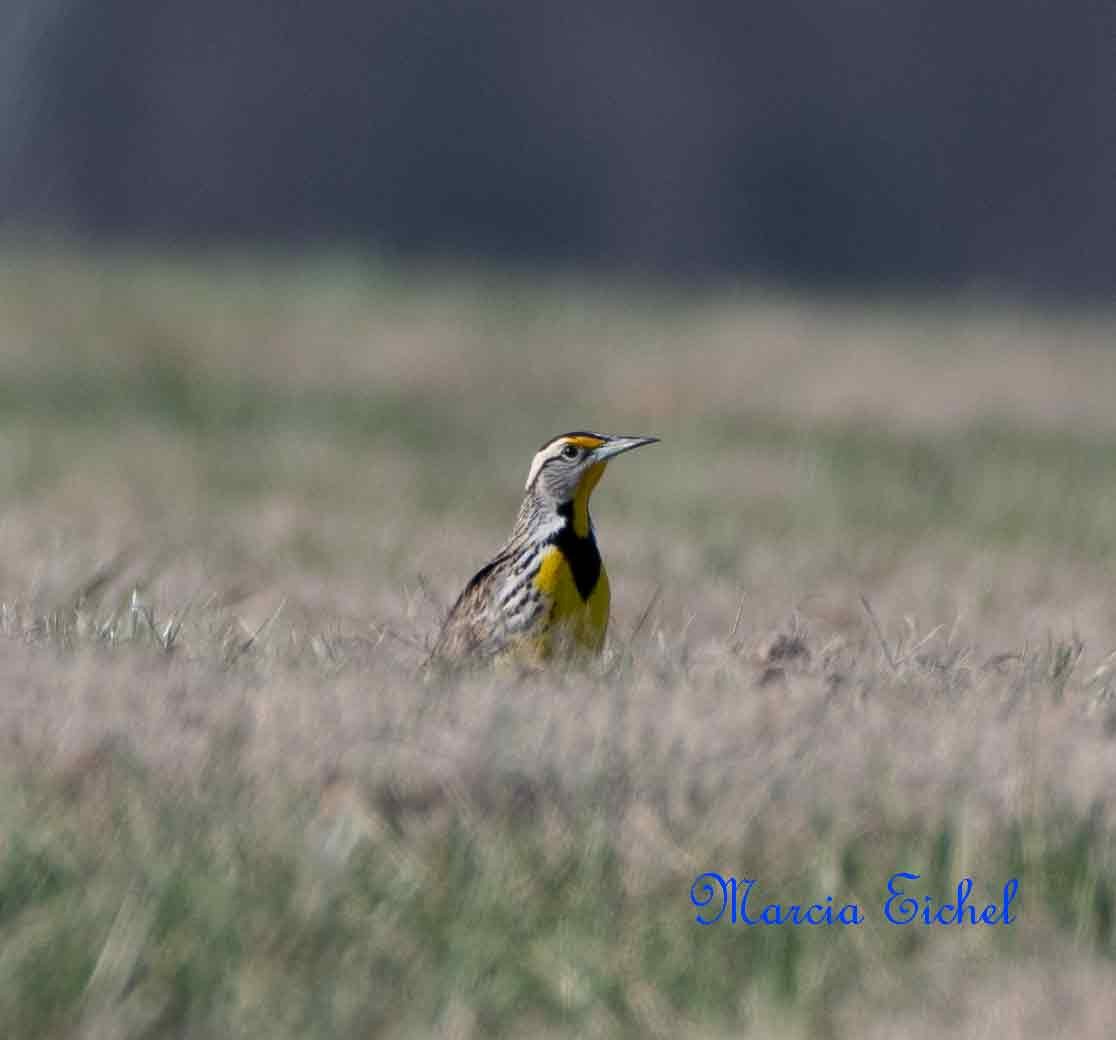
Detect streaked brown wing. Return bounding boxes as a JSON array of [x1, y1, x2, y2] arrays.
[[428, 552, 515, 665]]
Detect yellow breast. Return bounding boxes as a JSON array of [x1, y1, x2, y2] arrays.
[[532, 545, 610, 655]]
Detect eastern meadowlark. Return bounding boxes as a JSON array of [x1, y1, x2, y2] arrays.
[[428, 431, 659, 667]]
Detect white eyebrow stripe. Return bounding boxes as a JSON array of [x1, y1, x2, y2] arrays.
[[524, 441, 568, 490]]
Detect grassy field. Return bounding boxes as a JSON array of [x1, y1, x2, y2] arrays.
[[2, 243, 1116, 1038]]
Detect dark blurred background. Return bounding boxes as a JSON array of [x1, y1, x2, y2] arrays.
[[1, 0, 1112, 292]]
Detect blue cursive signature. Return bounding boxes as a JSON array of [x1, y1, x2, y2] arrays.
[[882, 871, 1018, 925], [691, 871, 1019, 926], [689, 873, 864, 926]]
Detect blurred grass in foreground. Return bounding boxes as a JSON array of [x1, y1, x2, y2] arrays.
[[2, 243, 1116, 1037], [2, 732, 1113, 1039]]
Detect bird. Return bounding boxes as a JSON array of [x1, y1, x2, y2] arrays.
[[428, 431, 659, 668]]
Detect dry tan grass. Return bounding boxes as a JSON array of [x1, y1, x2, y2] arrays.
[[2, 245, 1116, 1037]]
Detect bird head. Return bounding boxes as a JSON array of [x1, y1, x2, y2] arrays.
[[524, 432, 659, 534]]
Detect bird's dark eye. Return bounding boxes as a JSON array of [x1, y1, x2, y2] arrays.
[[561, 444, 580, 460]]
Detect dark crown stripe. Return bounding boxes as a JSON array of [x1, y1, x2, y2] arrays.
[[536, 430, 606, 452]]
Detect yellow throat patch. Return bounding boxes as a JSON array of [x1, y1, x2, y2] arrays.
[[571, 461, 606, 537]]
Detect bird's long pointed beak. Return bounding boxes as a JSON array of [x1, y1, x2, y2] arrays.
[[591, 435, 660, 462]]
